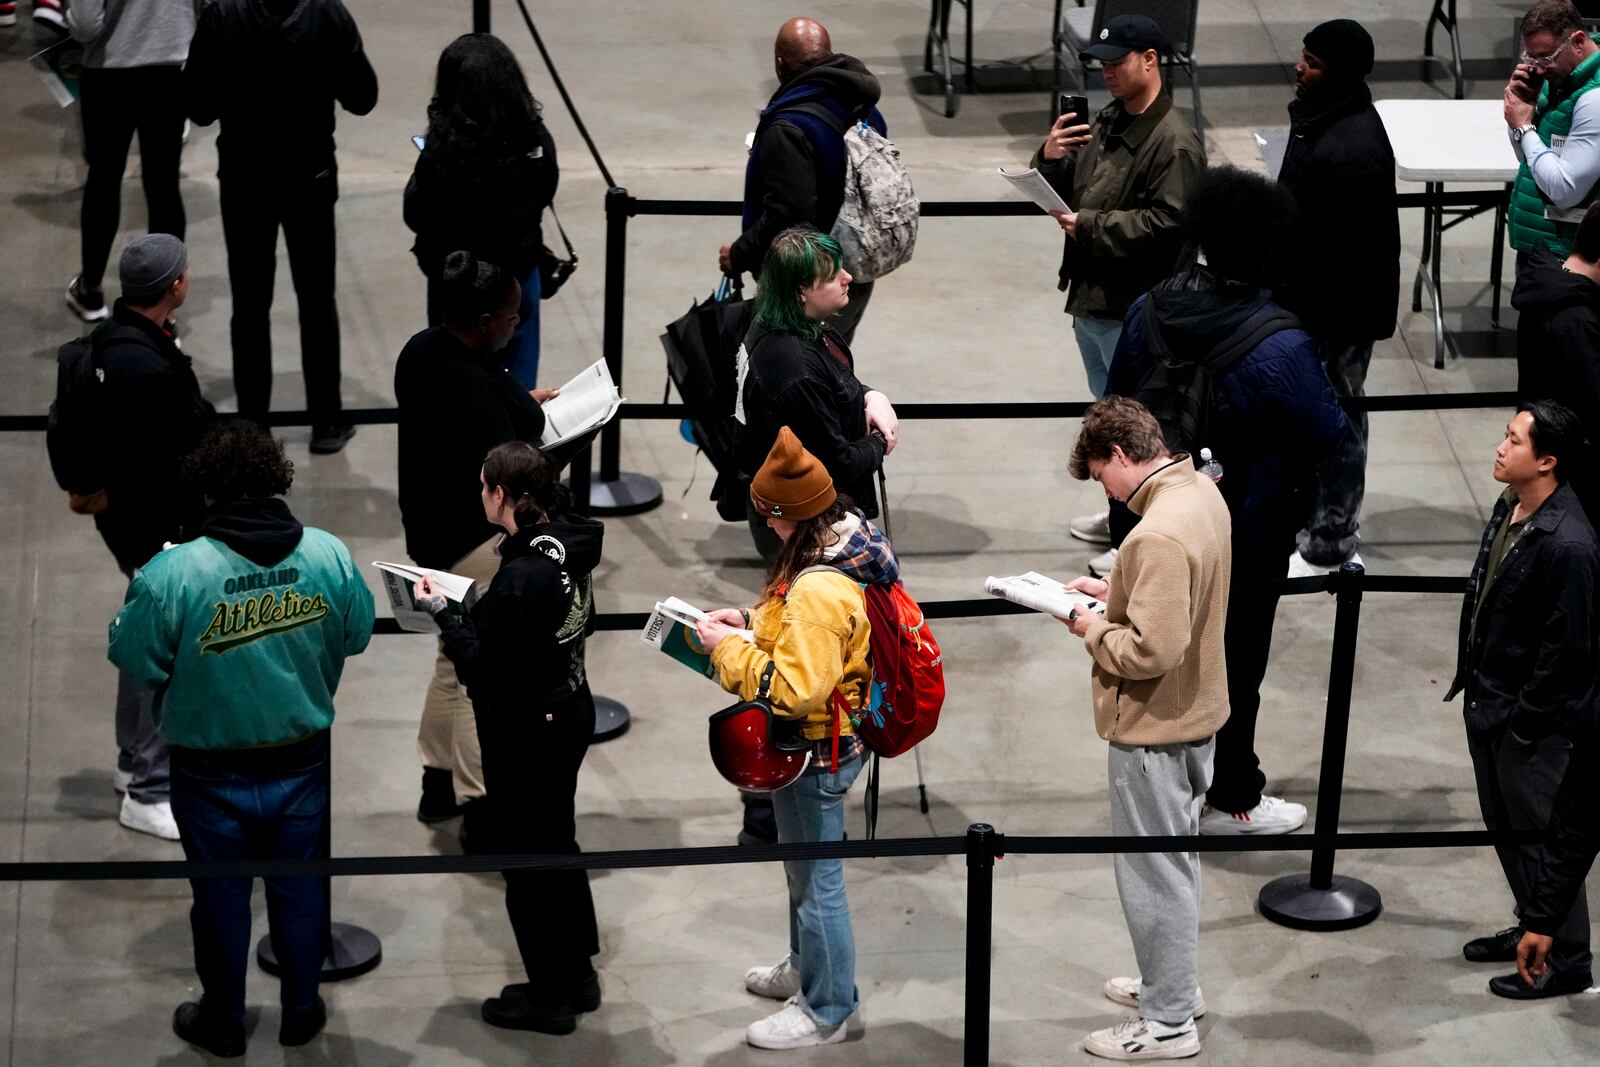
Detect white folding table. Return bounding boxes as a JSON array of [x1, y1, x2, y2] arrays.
[[1375, 98, 1519, 368]]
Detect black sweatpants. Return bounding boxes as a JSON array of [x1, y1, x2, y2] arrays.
[[1205, 549, 1289, 814], [219, 170, 342, 420], [1469, 729, 1593, 976], [78, 65, 186, 288]]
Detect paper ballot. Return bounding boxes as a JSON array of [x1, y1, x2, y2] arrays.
[[540, 359, 624, 449], [640, 596, 753, 679], [997, 167, 1070, 214], [373, 561, 480, 633], [984, 572, 1104, 619]]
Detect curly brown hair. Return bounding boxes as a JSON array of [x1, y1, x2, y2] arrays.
[[182, 420, 294, 503], [1068, 397, 1169, 480]]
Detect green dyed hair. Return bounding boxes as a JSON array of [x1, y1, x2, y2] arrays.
[[753, 226, 844, 340]]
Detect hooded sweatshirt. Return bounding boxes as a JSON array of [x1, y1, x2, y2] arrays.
[[107, 497, 375, 749], [713, 512, 897, 741], [731, 53, 887, 277], [68, 0, 198, 69]]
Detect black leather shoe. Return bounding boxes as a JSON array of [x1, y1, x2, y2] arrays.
[[417, 767, 462, 823], [173, 1002, 246, 1058], [280, 996, 327, 1046], [496, 973, 601, 1014], [481, 990, 576, 1034], [310, 422, 357, 455], [1489, 968, 1594, 999], [1463, 926, 1522, 963]]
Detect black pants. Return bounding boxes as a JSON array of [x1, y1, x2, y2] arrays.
[[1206, 549, 1289, 813], [219, 170, 342, 420], [477, 686, 600, 1000], [78, 65, 186, 288], [1469, 728, 1593, 976]]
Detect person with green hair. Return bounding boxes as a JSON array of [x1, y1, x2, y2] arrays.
[[736, 226, 899, 562]]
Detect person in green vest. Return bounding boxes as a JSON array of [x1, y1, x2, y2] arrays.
[[1506, 1, 1600, 259]]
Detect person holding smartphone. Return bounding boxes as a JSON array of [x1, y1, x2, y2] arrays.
[[1505, 2, 1600, 264]]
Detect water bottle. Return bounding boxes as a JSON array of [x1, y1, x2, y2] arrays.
[[1198, 447, 1223, 483]]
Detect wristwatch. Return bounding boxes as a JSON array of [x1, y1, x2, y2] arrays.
[[1512, 123, 1537, 144]]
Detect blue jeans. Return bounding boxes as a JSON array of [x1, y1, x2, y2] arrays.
[[170, 731, 330, 1022], [770, 752, 864, 1029], [1072, 314, 1124, 398], [503, 266, 542, 387]]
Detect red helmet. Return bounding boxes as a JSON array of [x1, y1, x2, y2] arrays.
[[708, 699, 812, 792]]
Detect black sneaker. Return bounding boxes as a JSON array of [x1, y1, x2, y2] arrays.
[[1463, 926, 1522, 963], [1488, 968, 1594, 999], [279, 996, 327, 1045], [310, 422, 357, 454], [172, 1002, 246, 1058], [481, 990, 576, 1034], [65, 275, 109, 323], [417, 767, 462, 823]]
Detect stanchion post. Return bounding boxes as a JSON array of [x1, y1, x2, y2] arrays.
[[472, 0, 489, 33], [1258, 562, 1383, 930], [963, 822, 999, 1067], [586, 186, 663, 515]]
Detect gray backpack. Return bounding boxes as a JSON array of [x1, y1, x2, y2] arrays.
[[832, 121, 919, 282]]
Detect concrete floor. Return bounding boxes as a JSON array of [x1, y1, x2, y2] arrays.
[[2, 0, 1596, 1062]]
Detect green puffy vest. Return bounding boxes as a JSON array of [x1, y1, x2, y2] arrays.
[[1509, 50, 1600, 254]]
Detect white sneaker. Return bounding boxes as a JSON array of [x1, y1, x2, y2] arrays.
[[1089, 547, 1119, 578], [1084, 1016, 1200, 1060], [745, 956, 801, 1000], [119, 795, 180, 841], [1103, 977, 1206, 1018], [745, 995, 846, 1050], [1071, 510, 1113, 545], [1198, 795, 1307, 836], [112, 769, 132, 794], [1286, 549, 1363, 579]]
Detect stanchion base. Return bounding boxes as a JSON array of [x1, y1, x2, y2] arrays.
[[1258, 873, 1382, 932], [588, 472, 663, 516], [594, 696, 632, 743], [257, 922, 382, 981]]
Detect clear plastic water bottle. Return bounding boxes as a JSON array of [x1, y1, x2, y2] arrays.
[[1198, 447, 1223, 483]]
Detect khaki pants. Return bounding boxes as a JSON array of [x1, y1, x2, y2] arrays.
[[417, 536, 500, 803]]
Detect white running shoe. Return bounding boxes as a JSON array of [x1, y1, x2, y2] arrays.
[[1083, 1016, 1200, 1060], [744, 956, 800, 1000], [1089, 547, 1119, 578], [65, 275, 110, 323], [1286, 549, 1363, 580], [119, 795, 180, 840], [112, 768, 132, 794], [1070, 510, 1113, 545], [745, 996, 846, 1050], [1103, 977, 1206, 1018], [1199, 795, 1307, 836]]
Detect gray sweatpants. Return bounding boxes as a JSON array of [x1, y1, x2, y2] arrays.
[[1108, 737, 1214, 1026]]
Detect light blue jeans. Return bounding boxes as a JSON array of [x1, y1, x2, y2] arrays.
[[1072, 314, 1124, 398], [770, 752, 864, 1029]]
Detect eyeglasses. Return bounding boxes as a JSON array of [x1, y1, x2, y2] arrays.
[[1521, 34, 1575, 69]]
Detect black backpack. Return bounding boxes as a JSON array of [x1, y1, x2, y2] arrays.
[[1132, 293, 1301, 461], [46, 335, 108, 494], [661, 281, 755, 521]]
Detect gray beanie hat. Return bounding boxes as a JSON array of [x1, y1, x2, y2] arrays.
[[119, 234, 188, 303]]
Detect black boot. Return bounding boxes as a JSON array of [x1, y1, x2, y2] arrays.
[[482, 989, 576, 1034], [417, 767, 462, 823], [173, 1002, 246, 1058], [279, 996, 327, 1045]]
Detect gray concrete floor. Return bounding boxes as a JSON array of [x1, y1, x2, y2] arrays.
[[2, 0, 1596, 1062]]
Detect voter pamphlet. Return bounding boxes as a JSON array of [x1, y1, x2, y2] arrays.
[[540, 359, 624, 449], [640, 596, 753, 679], [373, 561, 480, 633], [984, 572, 1104, 619], [997, 166, 1070, 214]]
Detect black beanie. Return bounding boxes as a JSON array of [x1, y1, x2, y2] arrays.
[[1304, 19, 1375, 81]]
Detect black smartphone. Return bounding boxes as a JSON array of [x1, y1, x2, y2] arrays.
[[1059, 92, 1090, 126]]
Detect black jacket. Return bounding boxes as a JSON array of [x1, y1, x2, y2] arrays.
[[1108, 275, 1348, 555], [403, 122, 558, 280], [1524, 726, 1600, 935], [732, 54, 885, 278], [1511, 249, 1600, 411], [738, 320, 882, 516], [435, 513, 602, 725], [1276, 82, 1400, 342], [91, 302, 215, 568], [183, 0, 378, 181], [395, 326, 546, 570], [1446, 482, 1600, 742]]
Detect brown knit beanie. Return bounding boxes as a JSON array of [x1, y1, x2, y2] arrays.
[[750, 427, 836, 520]]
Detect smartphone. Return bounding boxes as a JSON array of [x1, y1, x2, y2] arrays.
[[1059, 93, 1090, 126], [411, 134, 426, 151]]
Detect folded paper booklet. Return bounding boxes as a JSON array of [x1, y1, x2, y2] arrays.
[[997, 166, 1070, 214], [640, 596, 753, 679], [373, 561, 480, 634], [540, 358, 624, 450], [984, 571, 1104, 619]]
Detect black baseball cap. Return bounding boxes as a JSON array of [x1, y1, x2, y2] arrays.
[[1080, 13, 1165, 62]]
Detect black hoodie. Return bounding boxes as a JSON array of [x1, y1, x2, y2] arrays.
[[196, 497, 305, 567]]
